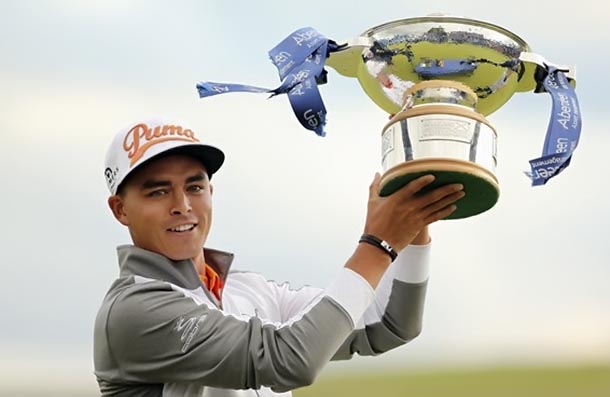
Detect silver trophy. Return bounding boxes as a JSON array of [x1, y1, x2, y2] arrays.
[[325, 15, 576, 219]]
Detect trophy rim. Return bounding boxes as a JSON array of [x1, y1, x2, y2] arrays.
[[360, 15, 531, 52]]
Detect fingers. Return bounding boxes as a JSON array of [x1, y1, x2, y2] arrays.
[[392, 174, 436, 199], [420, 186, 465, 224], [424, 203, 457, 224], [422, 189, 465, 217], [393, 179, 465, 225], [420, 182, 464, 205]]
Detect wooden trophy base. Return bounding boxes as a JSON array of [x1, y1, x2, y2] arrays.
[[379, 158, 500, 220]]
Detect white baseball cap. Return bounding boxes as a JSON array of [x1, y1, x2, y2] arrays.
[[104, 116, 225, 195]]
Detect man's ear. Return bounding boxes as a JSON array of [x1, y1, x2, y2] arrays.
[[210, 184, 214, 196], [108, 195, 130, 226]]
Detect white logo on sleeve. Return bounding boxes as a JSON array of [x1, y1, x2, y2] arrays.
[[174, 315, 206, 353]]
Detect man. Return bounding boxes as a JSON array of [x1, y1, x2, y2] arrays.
[[94, 116, 465, 396]]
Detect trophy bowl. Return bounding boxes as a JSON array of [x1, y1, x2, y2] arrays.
[[326, 15, 549, 219]]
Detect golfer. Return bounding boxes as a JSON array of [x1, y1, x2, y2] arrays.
[[94, 116, 464, 396]]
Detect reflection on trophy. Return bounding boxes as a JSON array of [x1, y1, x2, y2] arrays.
[[325, 15, 577, 219]]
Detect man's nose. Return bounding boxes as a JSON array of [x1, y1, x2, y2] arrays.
[[170, 190, 192, 215]]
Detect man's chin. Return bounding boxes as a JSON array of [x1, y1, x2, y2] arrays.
[[166, 253, 200, 262], [131, 241, 201, 261], [162, 247, 202, 262]]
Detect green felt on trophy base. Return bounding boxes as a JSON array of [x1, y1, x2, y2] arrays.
[[379, 170, 499, 220]]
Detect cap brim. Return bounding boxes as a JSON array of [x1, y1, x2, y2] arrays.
[[151, 144, 225, 177]]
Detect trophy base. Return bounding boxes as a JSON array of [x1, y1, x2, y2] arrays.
[[379, 158, 499, 220]]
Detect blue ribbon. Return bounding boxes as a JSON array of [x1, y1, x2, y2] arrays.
[[527, 66, 582, 186], [196, 27, 335, 136]]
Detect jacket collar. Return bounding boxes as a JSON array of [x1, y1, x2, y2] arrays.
[[116, 245, 234, 290]]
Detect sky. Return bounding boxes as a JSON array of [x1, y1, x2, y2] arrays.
[[1, 0, 609, 394]]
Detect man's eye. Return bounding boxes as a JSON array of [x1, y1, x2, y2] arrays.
[[188, 185, 204, 193], [147, 190, 167, 197]]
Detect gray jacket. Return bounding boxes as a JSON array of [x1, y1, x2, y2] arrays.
[[94, 244, 430, 396]]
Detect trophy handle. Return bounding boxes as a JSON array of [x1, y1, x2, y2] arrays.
[[516, 52, 576, 93], [325, 38, 371, 78]]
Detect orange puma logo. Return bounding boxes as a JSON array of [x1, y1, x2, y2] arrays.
[[123, 123, 200, 166]]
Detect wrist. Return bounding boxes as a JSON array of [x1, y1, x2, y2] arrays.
[[355, 242, 393, 265], [359, 234, 398, 262], [411, 226, 431, 246], [345, 243, 392, 289]]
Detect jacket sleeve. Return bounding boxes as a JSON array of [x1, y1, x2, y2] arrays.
[[97, 268, 374, 393], [271, 243, 430, 360], [333, 243, 430, 359]]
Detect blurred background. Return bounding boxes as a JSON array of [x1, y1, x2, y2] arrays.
[[1, 1, 608, 396]]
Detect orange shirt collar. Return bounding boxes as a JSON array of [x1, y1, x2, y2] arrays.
[[199, 264, 224, 300]]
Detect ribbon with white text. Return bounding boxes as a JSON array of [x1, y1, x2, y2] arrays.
[[527, 66, 582, 186]]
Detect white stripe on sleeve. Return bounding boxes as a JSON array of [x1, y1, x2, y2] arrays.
[[323, 268, 376, 327]]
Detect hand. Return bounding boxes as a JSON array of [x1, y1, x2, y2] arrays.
[[363, 173, 464, 252]]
